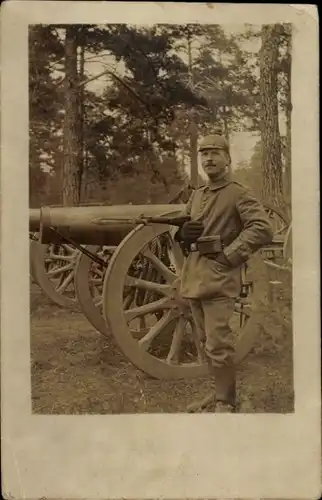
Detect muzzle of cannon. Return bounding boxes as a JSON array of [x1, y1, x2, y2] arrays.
[[38, 204, 186, 246], [29, 208, 41, 232]]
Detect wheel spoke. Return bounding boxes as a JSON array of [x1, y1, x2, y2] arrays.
[[275, 224, 288, 236], [61, 244, 78, 254], [56, 270, 69, 287], [48, 253, 76, 262], [94, 297, 103, 307], [45, 258, 56, 265], [89, 277, 104, 285], [91, 267, 105, 278], [142, 248, 177, 283], [138, 310, 178, 351], [47, 263, 74, 277], [123, 288, 136, 309], [124, 297, 170, 322], [56, 270, 74, 293], [166, 315, 186, 364], [139, 316, 147, 331], [167, 242, 184, 274], [188, 319, 207, 363], [124, 275, 171, 296], [101, 245, 117, 252]]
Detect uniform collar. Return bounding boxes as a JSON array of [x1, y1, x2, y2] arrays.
[[205, 173, 231, 191]]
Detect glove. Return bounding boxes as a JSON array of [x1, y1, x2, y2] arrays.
[[176, 220, 204, 243]]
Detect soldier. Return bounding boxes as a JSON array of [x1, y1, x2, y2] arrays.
[[175, 132, 274, 413]]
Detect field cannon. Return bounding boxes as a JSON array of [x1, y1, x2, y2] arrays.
[[30, 200, 291, 312], [29, 201, 292, 380], [29, 204, 185, 307]]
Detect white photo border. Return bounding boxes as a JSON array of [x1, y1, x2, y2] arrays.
[[1, 3, 320, 498]]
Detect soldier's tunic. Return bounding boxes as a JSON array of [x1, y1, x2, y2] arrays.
[[180, 175, 274, 368]]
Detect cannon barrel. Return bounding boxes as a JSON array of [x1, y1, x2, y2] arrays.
[[29, 208, 41, 232], [39, 204, 185, 245], [29, 202, 112, 233]]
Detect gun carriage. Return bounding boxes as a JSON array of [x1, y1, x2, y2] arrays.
[[29, 200, 292, 380]]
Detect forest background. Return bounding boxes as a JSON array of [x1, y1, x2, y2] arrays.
[[29, 23, 292, 216]]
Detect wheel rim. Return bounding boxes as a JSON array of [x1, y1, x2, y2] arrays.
[[103, 224, 254, 380], [261, 203, 291, 268], [30, 240, 79, 308], [74, 245, 116, 335], [283, 223, 292, 263], [264, 203, 290, 236]]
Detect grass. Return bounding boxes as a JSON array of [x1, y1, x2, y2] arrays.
[[30, 255, 294, 415]]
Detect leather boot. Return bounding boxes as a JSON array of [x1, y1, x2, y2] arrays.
[[186, 391, 216, 413], [186, 365, 237, 413], [211, 364, 237, 413]]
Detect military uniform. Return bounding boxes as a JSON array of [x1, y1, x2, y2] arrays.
[[178, 134, 274, 411]]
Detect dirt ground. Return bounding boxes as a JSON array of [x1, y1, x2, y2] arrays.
[[30, 260, 294, 415]]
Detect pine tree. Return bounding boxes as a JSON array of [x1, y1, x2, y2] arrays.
[[29, 25, 64, 206], [276, 24, 292, 210], [259, 24, 283, 206]]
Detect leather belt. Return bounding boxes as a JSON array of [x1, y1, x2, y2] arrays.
[[204, 253, 221, 260]]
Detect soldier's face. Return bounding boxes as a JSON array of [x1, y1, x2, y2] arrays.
[[200, 148, 227, 177]]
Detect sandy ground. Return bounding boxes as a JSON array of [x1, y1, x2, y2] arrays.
[[30, 263, 294, 415]]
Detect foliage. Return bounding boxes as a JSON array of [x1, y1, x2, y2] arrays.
[[191, 25, 261, 135], [29, 23, 292, 206]]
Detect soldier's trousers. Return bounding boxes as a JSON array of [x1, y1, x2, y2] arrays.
[[189, 297, 236, 404]]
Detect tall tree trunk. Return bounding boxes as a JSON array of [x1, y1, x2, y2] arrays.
[[63, 26, 80, 206], [284, 28, 292, 215], [187, 36, 199, 189], [260, 24, 283, 206], [284, 77, 292, 214], [77, 40, 85, 203]]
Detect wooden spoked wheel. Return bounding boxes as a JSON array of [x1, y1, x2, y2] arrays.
[[30, 239, 79, 308], [74, 245, 116, 335], [102, 224, 255, 380]]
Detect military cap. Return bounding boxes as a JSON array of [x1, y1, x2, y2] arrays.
[[198, 129, 230, 153]]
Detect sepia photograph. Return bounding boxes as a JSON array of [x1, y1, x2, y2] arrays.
[[1, 3, 320, 498], [29, 22, 294, 415]]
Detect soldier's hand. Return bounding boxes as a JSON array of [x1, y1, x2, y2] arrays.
[[180, 220, 204, 242]]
